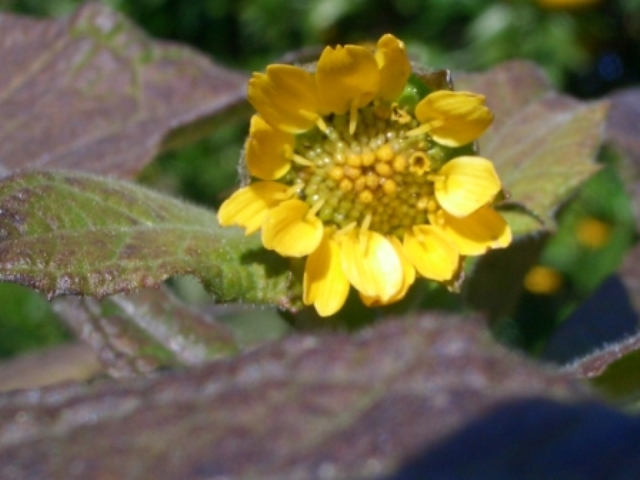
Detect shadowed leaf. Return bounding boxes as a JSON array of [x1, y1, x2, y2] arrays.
[[562, 333, 640, 381], [52, 286, 239, 378], [391, 398, 640, 480], [606, 88, 640, 168], [620, 242, 640, 314], [604, 88, 640, 224], [456, 61, 607, 235], [563, 330, 640, 403], [465, 233, 548, 318], [0, 313, 588, 479], [558, 244, 640, 401], [0, 170, 293, 307], [0, 2, 248, 179]]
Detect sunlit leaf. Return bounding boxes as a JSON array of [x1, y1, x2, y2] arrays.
[[0, 2, 248, 179], [456, 61, 607, 235], [0, 313, 588, 479], [0, 170, 293, 307]]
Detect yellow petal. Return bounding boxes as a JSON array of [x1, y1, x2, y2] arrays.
[[245, 115, 294, 180], [339, 229, 402, 300], [316, 44, 380, 115], [414, 90, 493, 147], [248, 65, 321, 133], [435, 156, 502, 217], [262, 199, 324, 257], [403, 225, 459, 281], [303, 234, 350, 316], [431, 205, 512, 256], [360, 235, 415, 306], [375, 34, 412, 102], [217, 181, 289, 235]]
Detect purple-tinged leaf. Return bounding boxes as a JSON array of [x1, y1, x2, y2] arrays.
[[456, 61, 607, 235], [604, 88, 640, 224], [0, 170, 293, 307], [52, 286, 239, 378], [0, 2, 248, 178], [0, 343, 101, 393], [0, 313, 588, 479]]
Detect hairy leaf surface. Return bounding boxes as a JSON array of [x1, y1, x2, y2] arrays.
[[0, 313, 588, 479], [0, 170, 292, 306], [457, 61, 607, 235], [52, 287, 239, 377], [0, 2, 248, 178]]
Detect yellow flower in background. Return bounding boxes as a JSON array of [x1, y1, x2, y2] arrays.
[[218, 34, 512, 316], [575, 216, 612, 250], [524, 265, 564, 295]]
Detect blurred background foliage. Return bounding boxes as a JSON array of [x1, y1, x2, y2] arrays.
[[1, 0, 639, 359]]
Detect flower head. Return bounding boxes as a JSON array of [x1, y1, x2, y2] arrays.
[[219, 34, 512, 316]]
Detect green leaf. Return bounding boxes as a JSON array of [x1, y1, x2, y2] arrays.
[[455, 61, 608, 236], [0, 170, 293, 307], [0, 283, 72, 358], [572, 333, 640, 404], [560, 242, 640, 403], [52, 287, 239, 377], [0, 312, 589, 479], [0, 2, 249, 179]]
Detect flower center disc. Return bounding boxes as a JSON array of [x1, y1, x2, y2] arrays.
[[288, 104, 442, 237]]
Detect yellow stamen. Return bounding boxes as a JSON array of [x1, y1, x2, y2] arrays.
[[373, 105, 392, 119], [362, 150, 376, 166], [275, 184, 301, 200], [358, 213, 373, 252], [329, 166, 345, 181], [391, 103, 412, 124], [292, 154, 314, 166], [354, 177, 366, 191], [361, 212, 372, 234], [358, 189, 374, 204], [335, 222, 357, 239], [340, 178, 354, 192], [406, 119, 445, 137], [392, 155, 407, 172], [409, 152, 431, 175], [307, 199, 326, 219], [376, 144, 395, 162], [427, 173, 444, 186], [382, 179, 397, 195], [344, 166, 362, 179], [347, 154, 362, 167], [375, 162, 393, 177], [406, 123, 432, 137], [365, 172, 380, 189], [349, 96, 360, 135], [315, 116, 328, 133], [416, 196, 430, 210]]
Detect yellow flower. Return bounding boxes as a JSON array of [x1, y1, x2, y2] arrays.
[[219, 34, 512, 316], [524, 265, 564, 295], [575, 216, 612, 250]]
